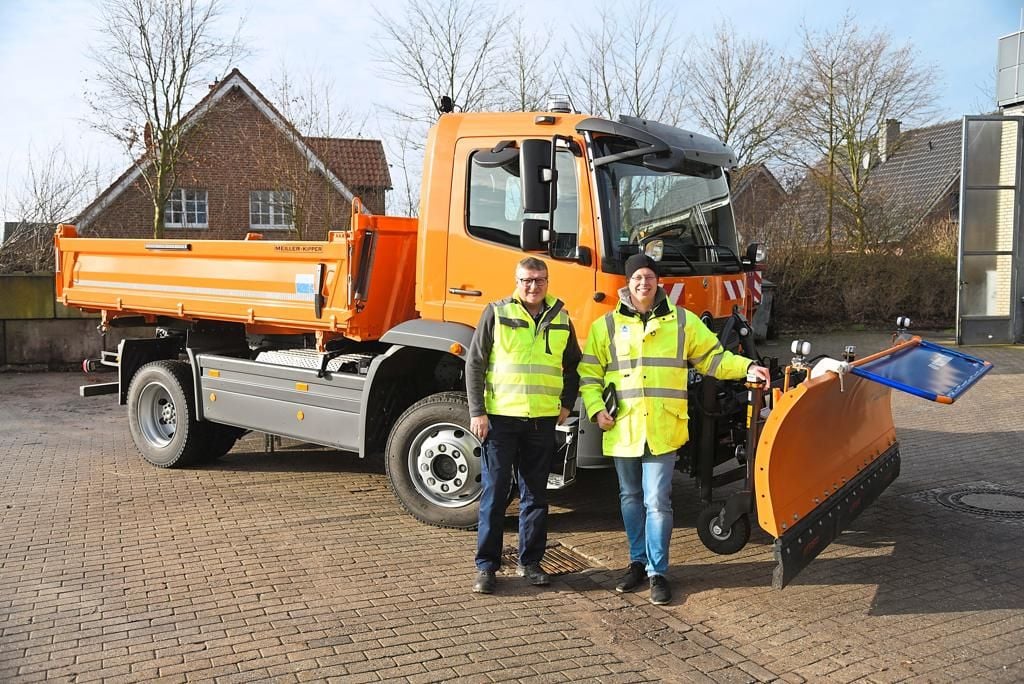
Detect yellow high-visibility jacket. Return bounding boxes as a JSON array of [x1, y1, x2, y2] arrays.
[[579, 287, 752, 457], [483, 295, 574, 418]]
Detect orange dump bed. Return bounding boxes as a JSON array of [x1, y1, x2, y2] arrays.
[[54, 213, 419, 342]]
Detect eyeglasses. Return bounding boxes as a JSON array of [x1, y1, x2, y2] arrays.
[[629, 275, 657, 283], [517, 277, 548, 287]]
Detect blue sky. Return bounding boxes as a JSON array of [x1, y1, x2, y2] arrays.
[[0, 0, 1019, 226]]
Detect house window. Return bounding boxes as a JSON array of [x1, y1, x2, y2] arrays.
[[165, 189, 208, 228], [250, 190, 294, 229]]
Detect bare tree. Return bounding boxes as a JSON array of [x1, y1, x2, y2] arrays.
[[269, 63, 370, 139], [382, 120, 424, 218], [86, 0, 245, 238], [558, 0, 683, 123], [372, 0, 512, 216], [373, 0, 511, 121], [783, 17, 852, 254], [496, 24, 554, 112], [249, 64, 377, 237], [685, 21, 795, 168], [785, 14, 937, 253], [1, 146, 101, 273]]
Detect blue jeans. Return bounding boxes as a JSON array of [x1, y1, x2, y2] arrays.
[[475, 415, 557, 572], [613, 452, 677, 577]]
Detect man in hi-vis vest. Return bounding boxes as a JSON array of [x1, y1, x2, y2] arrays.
[[466, 257, 581, 595], [579, 254, 769, 605]]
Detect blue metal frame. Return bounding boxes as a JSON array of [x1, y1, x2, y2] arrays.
[[851, 340, 993, 403]]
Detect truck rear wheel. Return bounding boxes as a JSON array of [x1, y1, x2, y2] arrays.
[[385, 392, 482, 530], [127, 360, 206, 468], [196, 424, 245, 463]]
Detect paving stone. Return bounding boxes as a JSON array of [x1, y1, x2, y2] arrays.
[[1, 343, 1023, 683]]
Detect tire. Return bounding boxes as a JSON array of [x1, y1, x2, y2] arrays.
[[696, 504, 751, 555], [196, 424, 245, 463], [385, 391, 483, 530], [127, 360, 206, 468]]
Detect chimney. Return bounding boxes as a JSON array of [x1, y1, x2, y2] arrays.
[[878, 119, 900, 162]]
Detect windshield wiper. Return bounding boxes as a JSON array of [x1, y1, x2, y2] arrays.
[[695, 244, 743, 271]]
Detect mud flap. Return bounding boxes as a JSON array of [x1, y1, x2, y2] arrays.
[[772, 444, 900, 588]]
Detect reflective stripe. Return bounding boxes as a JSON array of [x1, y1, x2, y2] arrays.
[[640, 357, 683, 369], [581, 353, 601, 365], [580, 377, 602, 386], [605, 313, 617, 360], [609, 355, 683, 372], [487, 362, 562, 376], [691, 342, 724, 367], [73, 278, 316, 302], [677, 308, 687, 362], [610, 356, 634, 370], [706, 353, 724, 376], [488, 383, 562, 396], [618, 388, 688, 400]]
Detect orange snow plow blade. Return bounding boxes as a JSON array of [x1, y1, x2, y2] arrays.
[[755, 348, 901, 588]]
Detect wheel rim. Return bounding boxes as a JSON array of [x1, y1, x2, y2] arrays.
[[406, 422, 482, 508], [707, 516, 732, 541], [137, 381, 177, 448]]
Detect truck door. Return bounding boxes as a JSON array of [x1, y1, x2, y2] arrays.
[[444, 137, 600, 331]]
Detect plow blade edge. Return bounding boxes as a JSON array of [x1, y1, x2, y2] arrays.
[[754, 369, 899, 588], [772, 444, 899, 588]]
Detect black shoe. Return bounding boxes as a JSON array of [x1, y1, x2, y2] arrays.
[[516, 563, 550, 586], [615, 561, 647, 593], [649, 575, 672, 605], [473, 570, 496, 594]]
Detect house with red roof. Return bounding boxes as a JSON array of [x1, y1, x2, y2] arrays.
[[75, 69, 391, 240]]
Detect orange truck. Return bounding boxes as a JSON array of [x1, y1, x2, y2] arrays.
[[61, 106, 979, 587], [56, 107, 767, 518]]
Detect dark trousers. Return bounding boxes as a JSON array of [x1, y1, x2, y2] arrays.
[[475, 415, 557, 571]]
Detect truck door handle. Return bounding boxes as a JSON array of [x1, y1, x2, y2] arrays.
[[449, 287, 482, 296]]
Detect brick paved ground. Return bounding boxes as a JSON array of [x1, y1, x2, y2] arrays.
[[1, 332, 1022, 682]]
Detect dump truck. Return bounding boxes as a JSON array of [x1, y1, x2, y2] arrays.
[[55, 106, 988, 587]]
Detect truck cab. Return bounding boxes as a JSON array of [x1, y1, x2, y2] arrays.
[[417, 110, 759, 337]]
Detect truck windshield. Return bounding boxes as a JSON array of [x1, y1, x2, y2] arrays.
[[593, 138, 740, 275]]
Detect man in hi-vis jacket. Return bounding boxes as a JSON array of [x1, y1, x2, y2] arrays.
[[579, 254, 769, 605], [466, 257, 581, 595]]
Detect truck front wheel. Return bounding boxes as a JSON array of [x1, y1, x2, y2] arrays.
[[127, 360, 206, 468], [385, 392, 483, 530]]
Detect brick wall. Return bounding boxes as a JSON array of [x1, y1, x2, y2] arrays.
[[86, 88, 370, 241]]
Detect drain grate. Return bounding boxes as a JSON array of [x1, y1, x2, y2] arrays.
[[501, 542, 594, 575], [911, 482, 1024, 522]]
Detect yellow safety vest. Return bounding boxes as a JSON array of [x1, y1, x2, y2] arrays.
[[484, 294, 571, 418], [579, 302, 751, 457]]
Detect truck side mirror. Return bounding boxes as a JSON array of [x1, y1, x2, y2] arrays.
[[521, 218, 550, 252], [520, 139, 552, 214], [744, 242, 765, 265]]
